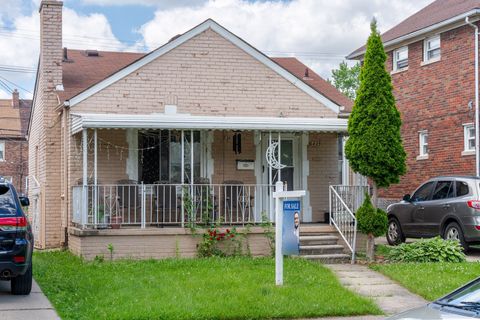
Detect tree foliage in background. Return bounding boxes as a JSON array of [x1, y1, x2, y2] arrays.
[[330, 61, 360, 100], [345, 19, 406, 204]]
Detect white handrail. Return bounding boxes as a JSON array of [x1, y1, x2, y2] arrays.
[[329, 185, 368, 264]]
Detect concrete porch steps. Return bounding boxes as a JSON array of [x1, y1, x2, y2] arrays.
[[298, 224, 351, 264]]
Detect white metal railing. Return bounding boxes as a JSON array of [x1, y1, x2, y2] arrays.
[[329, 185, 369, 263], [72, 183, 274, 229]]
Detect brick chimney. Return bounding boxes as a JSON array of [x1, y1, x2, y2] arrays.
[[39, 0, 63, 93], [11, 89, 19, 108]]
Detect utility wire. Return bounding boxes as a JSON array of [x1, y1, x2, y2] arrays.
[[0, 76, 32, 94], [0, 26, 349, 59]]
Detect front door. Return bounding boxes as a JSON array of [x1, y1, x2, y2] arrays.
[[260, 133, 304, 220], [262, 135, 299, 191]]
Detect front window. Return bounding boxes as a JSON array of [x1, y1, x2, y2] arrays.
[[419, 131, 428, 156], [138, 130, 201, 184], [0, 141, 4, 161], [424, 35, 441, 61], [464, 124, 475, 152], [411, 181, 435, 202], [393, 46, 408, 70]]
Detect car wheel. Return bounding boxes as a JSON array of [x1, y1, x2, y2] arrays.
[[11, 261, 32, 295], [387, 217, 405, 246], [443, 222, 470, 252]]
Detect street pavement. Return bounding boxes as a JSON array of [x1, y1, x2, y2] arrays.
[[0, 279, 60, 320]]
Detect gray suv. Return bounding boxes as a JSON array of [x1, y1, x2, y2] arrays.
[[386, 176, 480, 250]]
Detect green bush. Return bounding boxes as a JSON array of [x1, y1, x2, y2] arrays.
[[356, 193, 388, 237], [386, 237, 466, 263]]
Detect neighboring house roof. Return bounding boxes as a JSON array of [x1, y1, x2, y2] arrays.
[[0, 99, 31, 138], [348, 0, 480, 59], [62, 19, 348, 114], [271, 57, 353, 112], [61, 51, 352, 113]]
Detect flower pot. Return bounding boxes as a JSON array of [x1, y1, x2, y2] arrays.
[[111, 216, 122, 229]]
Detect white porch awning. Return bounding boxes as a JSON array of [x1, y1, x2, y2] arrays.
[[70, 112, 347, 135]]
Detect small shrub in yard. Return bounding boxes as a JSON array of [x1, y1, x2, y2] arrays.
[[356, 193, 388, 260], [386, 237, 466, 263]]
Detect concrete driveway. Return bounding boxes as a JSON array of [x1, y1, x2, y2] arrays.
[[0, 279, 59, 320]]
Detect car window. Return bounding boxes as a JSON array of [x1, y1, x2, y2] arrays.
[[0, 185, 16, 216], [456, 181, 469, 197], [411, 181, 435, 202], [432, 181, 453, 200]]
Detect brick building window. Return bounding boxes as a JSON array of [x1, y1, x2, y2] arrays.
[[0, 141, 4, 161], [393, 46, 408, 70], [419, 131, 428, 158], [464, 123, 475, 153], [424, 35, 441, 62]]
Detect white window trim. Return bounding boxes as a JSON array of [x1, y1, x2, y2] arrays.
[[417, 130, 429, 160], [462, 123, 476, 156], [423, 35, 441, 63], [0, 141, 4, 162], [393, 46, 409, 71]]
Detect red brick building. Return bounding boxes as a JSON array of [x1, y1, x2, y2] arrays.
[[0, 89, 31, 192], [348, 0, 480, 205]]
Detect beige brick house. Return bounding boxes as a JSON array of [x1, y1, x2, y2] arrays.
[[30, 0, 362, 259]]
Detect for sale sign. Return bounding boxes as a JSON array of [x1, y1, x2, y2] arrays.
[[282, 200, 300, 255]]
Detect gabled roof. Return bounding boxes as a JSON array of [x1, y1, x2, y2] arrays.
[[63, 19, 347, 113], [60, 50, 144, 103], [348, 0, 480, 59], [61, 51, 352, 114]]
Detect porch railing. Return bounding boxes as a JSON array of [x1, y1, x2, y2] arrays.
[[72, 183, 274, 228], [329, 185, 369, 263]]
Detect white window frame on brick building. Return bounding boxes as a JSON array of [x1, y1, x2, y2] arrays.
[[423, 35, 441, 62], [0, 141, 4, 162], [418, 130, 429, 160], [393, 46, 408, 71], [463, 123, 475, 155]]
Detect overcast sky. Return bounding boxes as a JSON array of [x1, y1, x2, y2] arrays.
[[0, 0, 432, 99]]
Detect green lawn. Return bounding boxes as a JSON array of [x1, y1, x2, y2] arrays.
[[371, 262, 480, 301], [33, 251, 381, 320]]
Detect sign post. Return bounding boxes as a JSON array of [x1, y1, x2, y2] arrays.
[[273, 181, 305, 286]]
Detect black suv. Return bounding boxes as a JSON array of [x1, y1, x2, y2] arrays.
[[0, 177, 33, 295]]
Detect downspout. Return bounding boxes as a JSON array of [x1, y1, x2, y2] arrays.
[[466, 16, 480, 176]]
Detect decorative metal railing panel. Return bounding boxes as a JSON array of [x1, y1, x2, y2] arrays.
[[72, 183, 274, 229]]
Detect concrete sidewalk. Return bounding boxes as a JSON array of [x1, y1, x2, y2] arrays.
[[327, 264, 427, 316], [0, 279, 60, 320]]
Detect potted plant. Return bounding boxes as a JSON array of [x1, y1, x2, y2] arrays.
[[110, 210, 122, 229]]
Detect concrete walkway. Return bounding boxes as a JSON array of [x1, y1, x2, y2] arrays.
[[0, 279, 60, 320], [327, 264, 427, 316]]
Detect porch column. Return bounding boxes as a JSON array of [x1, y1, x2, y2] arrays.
[[93, 129, 98, 226], [82, 129, 88, 226], [181, 130, 185, 228], [190, 130, 194, 224], [269, 132, 273, 221], [278, 131, 281, 183]]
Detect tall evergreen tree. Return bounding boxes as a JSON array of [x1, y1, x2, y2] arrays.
[[345, 19, 406, 206]]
